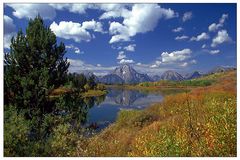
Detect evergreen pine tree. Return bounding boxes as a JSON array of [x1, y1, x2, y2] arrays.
[[4, 15, 69, 110]]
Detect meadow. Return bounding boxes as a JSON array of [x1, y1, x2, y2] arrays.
[[74, 71, 236, 156]]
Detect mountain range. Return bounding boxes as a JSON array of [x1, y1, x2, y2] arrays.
[[98, 65, 151, 84], [79, 64, 236, 84], [98, 64, 202, 84]]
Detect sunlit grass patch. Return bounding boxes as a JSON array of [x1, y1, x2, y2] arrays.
[[50, 86, 72, 96], [81, 90, 107, 97]]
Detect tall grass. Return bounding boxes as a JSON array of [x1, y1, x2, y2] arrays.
[[75, 71, 236, 156]]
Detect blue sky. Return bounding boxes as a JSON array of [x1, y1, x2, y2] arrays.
[[4, 3, 236, 76]]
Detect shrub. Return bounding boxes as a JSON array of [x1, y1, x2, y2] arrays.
[[95, 84, 106, 90], [47, 124, 79, 156], [4, 106, 30, 156], [84, 84, 91, 91]]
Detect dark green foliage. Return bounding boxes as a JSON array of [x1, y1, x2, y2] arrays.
[[94, 95, 106, 106], [161, 80, 214, 87], [66, 73, 87, 91], [77, 74, 88, 89], [178, 79, 214, 87], [4, 94, 102, 156], [65, 73, 99, 92], [87, 75, 97, 89], [138, 79, 214, 88], [65, 74, 97, 92], [55, 92, 90, 123], [4, 15, 69, 110]]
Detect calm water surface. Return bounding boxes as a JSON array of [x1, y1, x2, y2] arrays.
[[85, 88, 164, 131]]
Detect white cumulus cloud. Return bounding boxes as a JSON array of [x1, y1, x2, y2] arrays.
[[219, 14, 228, 24], [50, 4, 130, 19], [82, 19, 104, 33], [208, 23, 220, 32], [180, 62, 188, 67], [161, 48, 192, 63], [117, 51, 126, 60], [124, 44, 136, 52], [108, 4, 177, 43], [211, 30, 232, 47], [109, 21, 130, 43], [7, 4, 56, 20], [190, 32, 210, 41], [149, 49, 195, 69], [172, 27, 183, 32], [50, 4, 93, 14], [119, 59, 135, 64], [175, 35, 189, 40], [50, 20, 104, 43], [180, 60, 196, 67], [209, 50, 220, 54], [98, 4, 130, 19], [208, 13, 228, 32]]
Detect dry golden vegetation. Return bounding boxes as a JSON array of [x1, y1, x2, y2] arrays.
[[50, 86, 72, 96], [75, 71, 236, 156], [49, 84, 107, 98]]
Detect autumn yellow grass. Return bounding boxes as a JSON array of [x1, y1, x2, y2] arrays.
[[75, 71, 236, 156], [81, 90, 107, 97], [49, 86, 107, 98]]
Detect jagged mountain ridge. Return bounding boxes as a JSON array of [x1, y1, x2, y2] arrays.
[[208, 66, 236, 75], [160, 70, 184, 81], [111, 64, 152, 84], [75, 65, 236, 84], [184, 71, 202, 80]]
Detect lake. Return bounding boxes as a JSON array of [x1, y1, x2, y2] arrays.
[[84, 87, 164, 131], [23, 87, 186, 139]]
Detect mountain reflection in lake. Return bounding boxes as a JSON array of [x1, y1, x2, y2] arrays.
[[85, 88, 164, 131]]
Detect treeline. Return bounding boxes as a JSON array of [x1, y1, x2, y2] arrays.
[[138, 79, 214, 88], [65, 73, 105, 91]]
